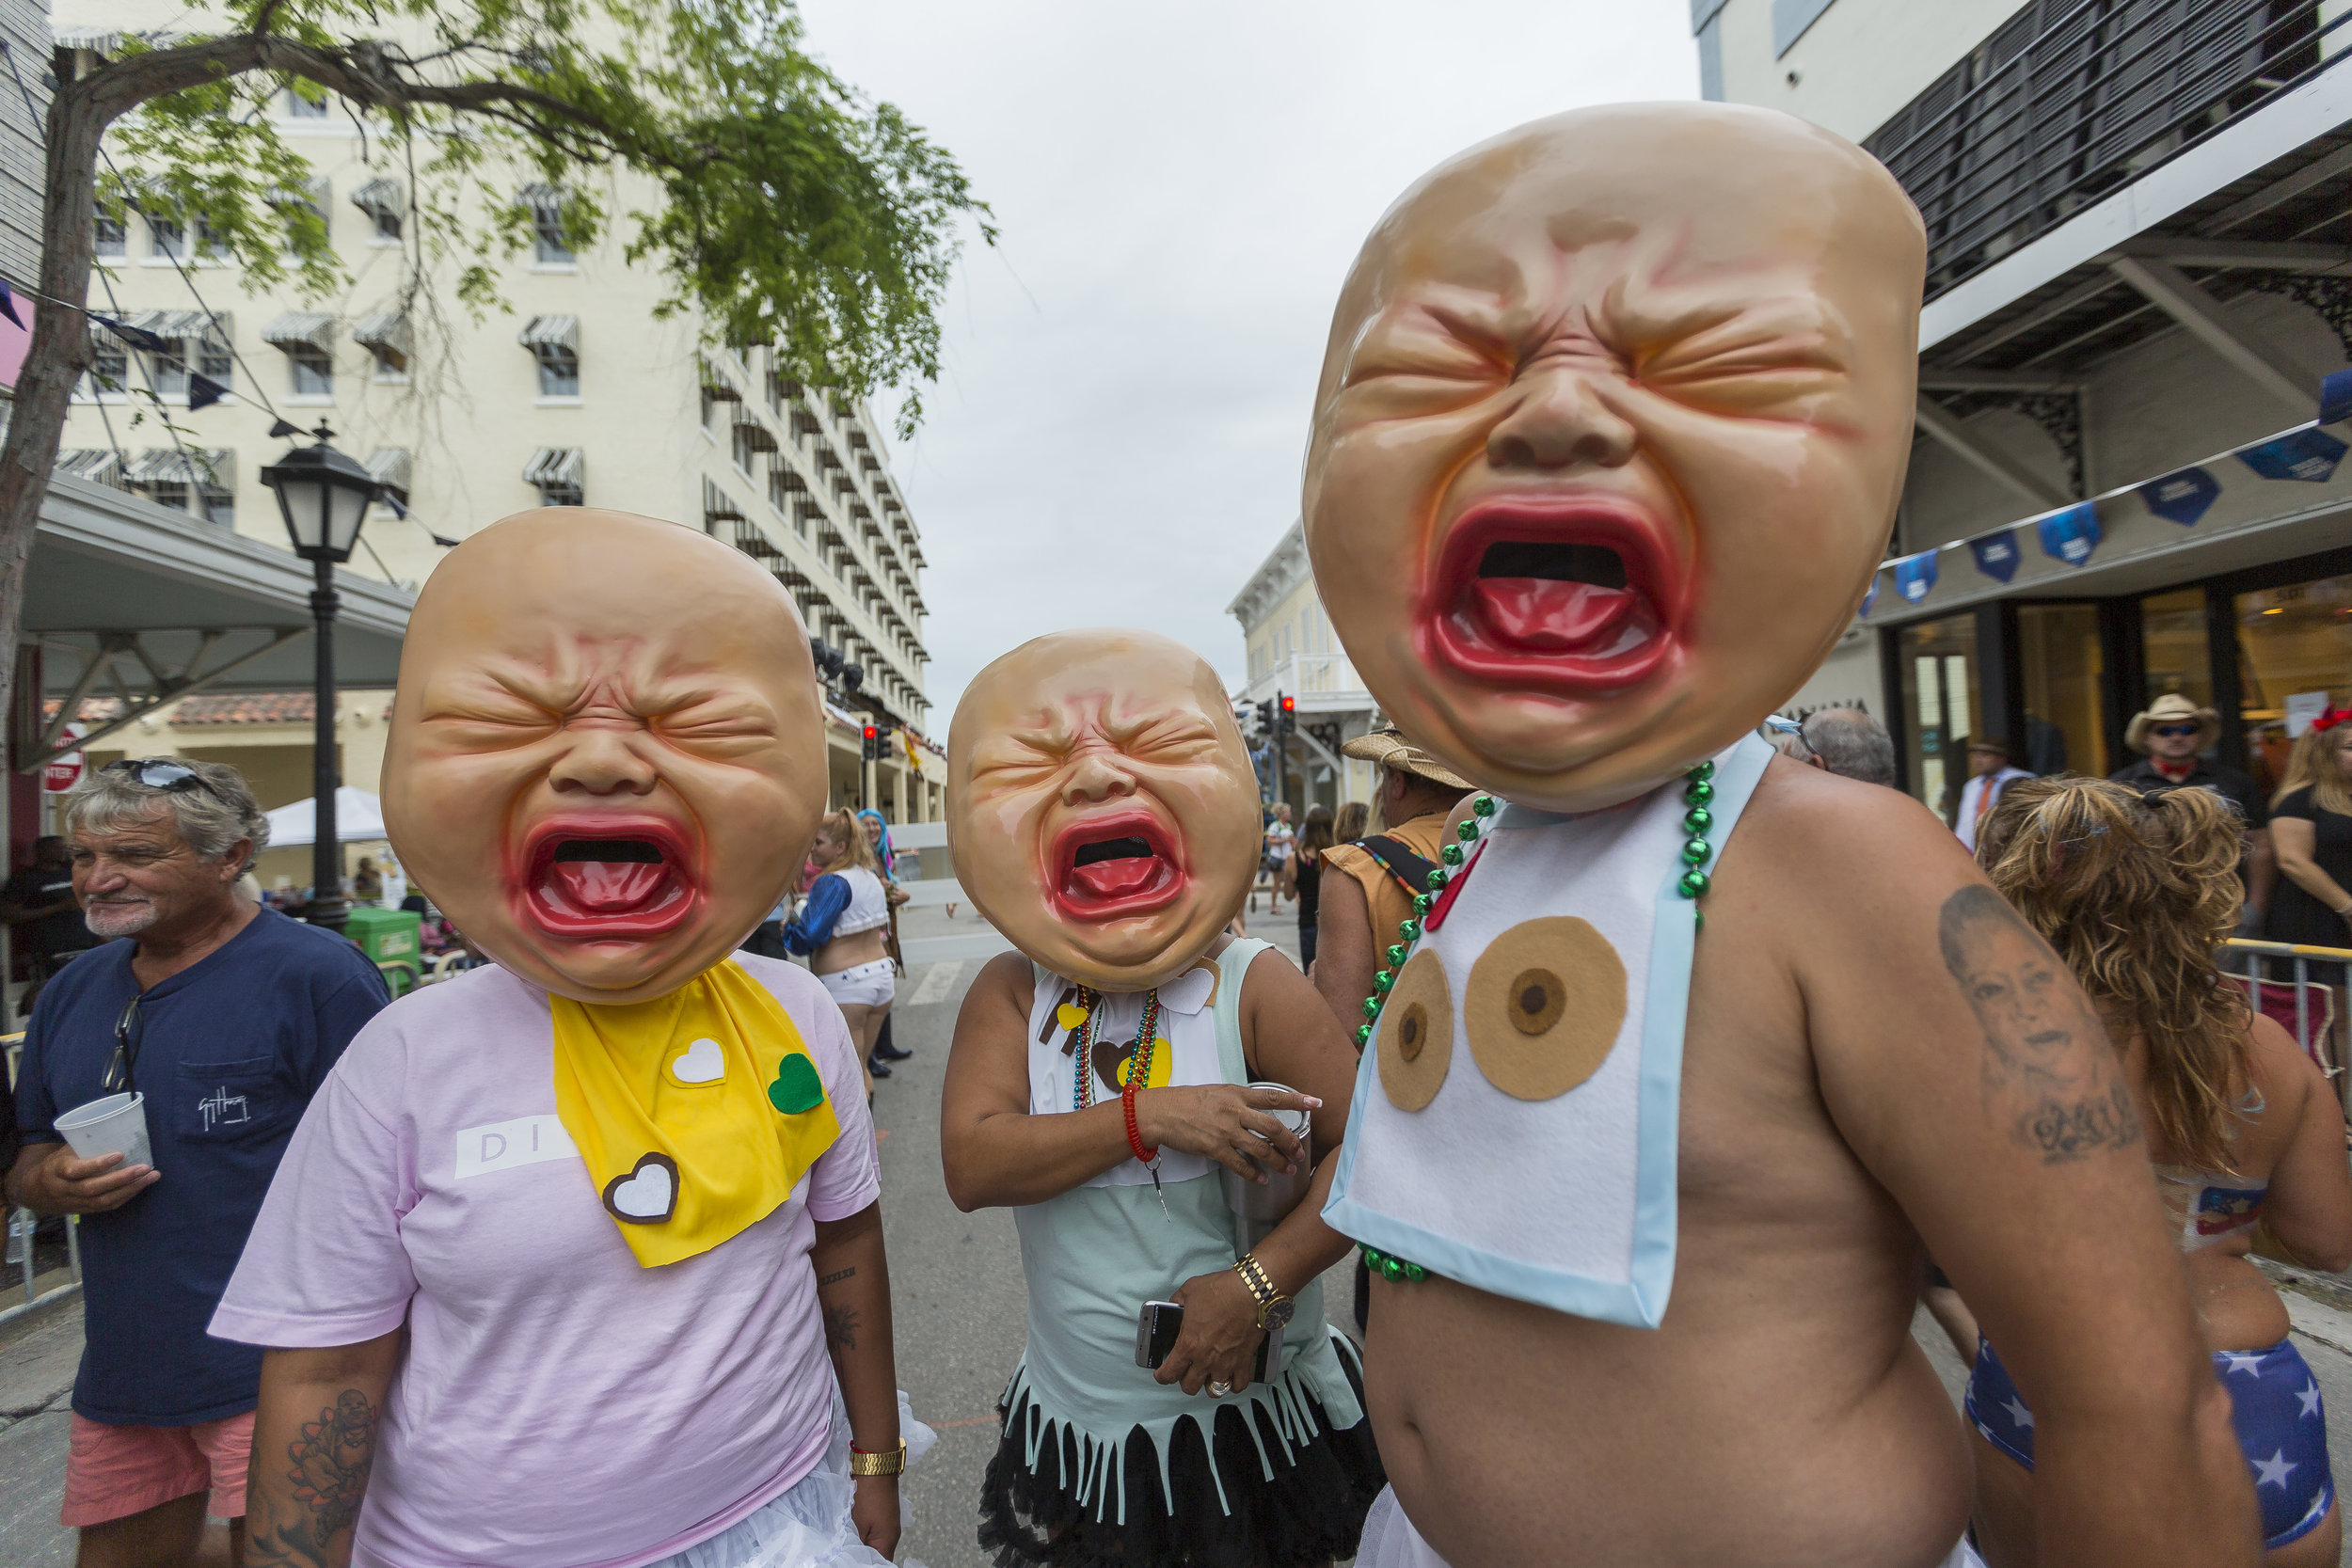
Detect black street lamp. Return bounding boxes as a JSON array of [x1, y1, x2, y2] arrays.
[[260, 422, 380, 935]]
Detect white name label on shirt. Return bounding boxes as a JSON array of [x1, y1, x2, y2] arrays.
[[453, 1116, 580, 1180]]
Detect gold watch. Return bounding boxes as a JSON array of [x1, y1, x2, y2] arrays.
[[1232, 1253, 1295, 1334], [848, 1439, 907, 1477]]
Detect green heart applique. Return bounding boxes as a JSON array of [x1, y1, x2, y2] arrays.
[[768, 1053, 825, 1116]]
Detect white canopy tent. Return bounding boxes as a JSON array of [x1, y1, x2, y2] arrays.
[[264, 787, 388, 848]]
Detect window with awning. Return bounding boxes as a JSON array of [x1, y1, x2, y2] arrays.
[[520, 182, 573, 263], [353, 311, 411, 374], [367, 447, 412, 505], [263, 311, 336, 394], [520, 315, 580, 395], [350, 177, 404, 241], [524, 447, 584, 506]]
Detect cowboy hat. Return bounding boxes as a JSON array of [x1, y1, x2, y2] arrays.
[[2125, 693, 2220, 753], [1341, 726, 1472, 791]]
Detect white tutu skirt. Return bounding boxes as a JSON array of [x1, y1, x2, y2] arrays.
[[644, 1391, 938, 1568]]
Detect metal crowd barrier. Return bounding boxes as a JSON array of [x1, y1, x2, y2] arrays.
[[2221, 938, 2352, 1117]]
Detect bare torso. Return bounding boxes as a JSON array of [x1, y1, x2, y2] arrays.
[[811, 925, 888, 975], [1362, 771, 1975, 1568]]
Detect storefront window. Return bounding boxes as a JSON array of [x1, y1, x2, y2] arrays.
[[2017, 604, 2104, 779], [1896, 615, 1979, 823], [2236, 573, 2352, 799], [2140, 586, 2214, 719]]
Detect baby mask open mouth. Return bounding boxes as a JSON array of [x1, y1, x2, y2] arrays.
[[521, 820, 696, 939], [1427, 499, 1681, 692], [1053, 813, 1183, 919]]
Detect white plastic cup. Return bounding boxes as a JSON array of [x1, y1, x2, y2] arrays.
[[55, 1092, 153, 1171]]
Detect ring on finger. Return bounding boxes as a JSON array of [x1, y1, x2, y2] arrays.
[[1207, 1379, 1234, 1398]]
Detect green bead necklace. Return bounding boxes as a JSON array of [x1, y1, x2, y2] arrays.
[[1351, 757, 1724, 1284]]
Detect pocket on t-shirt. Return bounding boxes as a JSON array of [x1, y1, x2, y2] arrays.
[[171, 1057, 290, 1142]]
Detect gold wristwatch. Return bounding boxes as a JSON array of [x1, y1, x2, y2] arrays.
[[1232, 1253, 1295, 1334], [848, 1438, 907, 1477]]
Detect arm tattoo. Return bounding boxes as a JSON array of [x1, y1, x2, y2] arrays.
[[818, 1266, 857, 1287], [824, 1304, 860, 1351], [246, 1387, 377, 1566], [1938, 885, 2142, 1164]]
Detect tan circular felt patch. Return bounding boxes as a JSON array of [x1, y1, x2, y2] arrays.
[[1377, 949, 1453, 1112], [1466, 918, 1627, 1101]]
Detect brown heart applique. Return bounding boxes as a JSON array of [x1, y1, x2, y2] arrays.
[[1092, 1036, 1142, 1093], [602, 1152, 678, 1224]]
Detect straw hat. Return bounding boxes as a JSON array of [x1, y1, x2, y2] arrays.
[[2125, 692, 2220, 753], [1341, 726, 1472, 791]]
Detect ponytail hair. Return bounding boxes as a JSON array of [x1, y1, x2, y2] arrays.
[[1976, 776, 2251, 1171]]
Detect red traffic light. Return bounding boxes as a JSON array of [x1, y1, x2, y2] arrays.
[[862, 724, 878, 741], [1279, 696, 1295, 714]]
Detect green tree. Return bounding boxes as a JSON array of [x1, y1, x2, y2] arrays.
[[8, 0, 986, 716]]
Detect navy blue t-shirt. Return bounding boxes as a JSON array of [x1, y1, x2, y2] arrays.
[[14, 907, 389, 1425]]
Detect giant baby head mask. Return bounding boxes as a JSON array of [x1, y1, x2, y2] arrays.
[[1304, 103, 1924, 812], [381, 509, 827, 1003], [947, 630, 1260, 991]]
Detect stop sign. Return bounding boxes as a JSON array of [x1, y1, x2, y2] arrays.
[[41, 724, 84, 793]]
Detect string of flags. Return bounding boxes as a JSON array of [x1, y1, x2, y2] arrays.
[[1869, 364, 2352, 614]]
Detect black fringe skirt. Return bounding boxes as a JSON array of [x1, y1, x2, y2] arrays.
[[976, 1342, 1385, 1568]]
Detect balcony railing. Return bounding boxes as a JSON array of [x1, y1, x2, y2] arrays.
[[1241, 652, 1373, 708], [1864, 0, 2347, 302]]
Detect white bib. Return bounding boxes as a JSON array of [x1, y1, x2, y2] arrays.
[[1322, 734, 1773, 1327]]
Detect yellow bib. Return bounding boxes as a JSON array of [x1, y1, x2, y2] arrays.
[[549, 959, 842, 1268]]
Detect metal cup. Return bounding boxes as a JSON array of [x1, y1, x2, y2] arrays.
[[1221, 1081, 1313, 1224]]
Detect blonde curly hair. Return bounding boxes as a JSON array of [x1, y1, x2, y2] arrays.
[[1975, 776, 2251, 1171]]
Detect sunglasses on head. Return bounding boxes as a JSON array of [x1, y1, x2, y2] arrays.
[[102, 759, 223, 803], [2150, 723, 2202, 739]]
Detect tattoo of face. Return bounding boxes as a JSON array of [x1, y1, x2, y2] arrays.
[[288, 1388, 377, 1545], [825, 1304, 860, 1351], [818, 1266, 857, 1288], [1938, 886, 2143, 1164]]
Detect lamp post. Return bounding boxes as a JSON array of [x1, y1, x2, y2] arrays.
[[259, 423, 381, 935]]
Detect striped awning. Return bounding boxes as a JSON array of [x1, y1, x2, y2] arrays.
[[366, 447, 411, 496], [702, 477, 745, 522], [523, 447, 583, 488], [129, 309, 227, 342], [128, 448, 231, 486], [349, 177, 402, 220], [56, 450, 123, 484], [518, 182, 564, 215], [518, 314, 579, 352], [262, 311, 336, 352], [352, 311, 411, 363], [733, 404, 778, 451]]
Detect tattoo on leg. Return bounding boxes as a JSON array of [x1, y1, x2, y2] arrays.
[[825, 1304, 860, 1350], [818, 1266, 857, 1287], [1938, 886, 2142, 1164]]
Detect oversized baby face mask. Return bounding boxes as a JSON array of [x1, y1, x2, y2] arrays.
[[947, 631, 1260, 991], [381, 510, 827, 1003], [1304, 103, 1925, 812]]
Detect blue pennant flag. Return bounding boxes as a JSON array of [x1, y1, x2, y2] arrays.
[[2037, 503, 2102, 567], [2324, 369, 2352, 428], [2139, 467, 2220, 527], [1969, 530, 2021, 583], [0, 279, 22, 329], [2236, 427, 2348, 484], [1860, 572, 1881, 618], [185, 372, 227, 412], [1892, 550, 1939, 605], [97, 314, 167, 354]]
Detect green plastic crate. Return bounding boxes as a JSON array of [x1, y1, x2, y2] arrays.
[[344, 907, 423, 995]]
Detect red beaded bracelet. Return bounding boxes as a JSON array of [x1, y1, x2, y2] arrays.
[[1122, 1076, 1157, 1164]]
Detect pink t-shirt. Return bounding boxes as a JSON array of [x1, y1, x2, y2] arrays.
[[210, 957, 880, 1568]]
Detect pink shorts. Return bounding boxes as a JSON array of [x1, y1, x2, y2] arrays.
[[61, 1410, 252, 1528]]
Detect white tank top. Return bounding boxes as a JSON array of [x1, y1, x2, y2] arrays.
[[1323, 734, 1773, 1328], [829, 866, 890, 938]]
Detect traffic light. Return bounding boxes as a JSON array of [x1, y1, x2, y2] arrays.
[[1279, 694, 1295, 732], [1256, 700, 1276, 736], [861, 722, 879, 760]]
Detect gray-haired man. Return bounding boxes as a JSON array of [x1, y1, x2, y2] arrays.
[[5, 758, 388, 1568]]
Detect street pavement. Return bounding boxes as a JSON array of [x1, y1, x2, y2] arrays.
[[9, 886, 2352, 1564]]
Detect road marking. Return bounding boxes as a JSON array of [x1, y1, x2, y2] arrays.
[[904, 960, 963, 1008]]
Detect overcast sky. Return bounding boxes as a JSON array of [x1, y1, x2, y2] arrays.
[[793, 1, 1698, 728]]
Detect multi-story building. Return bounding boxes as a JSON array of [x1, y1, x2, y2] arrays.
[[1702, 0, 2352, 817], [1228, 521, 1385, 813], [57, 17, 943, 823]]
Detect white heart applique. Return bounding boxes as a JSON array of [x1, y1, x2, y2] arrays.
[[603, 1153, 677, 1223], [1160, 965, 1216, 1015], [671, 1037, 725, 1085]]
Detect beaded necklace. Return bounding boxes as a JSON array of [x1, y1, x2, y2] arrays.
[[1072, 987, 1166, 1113], [1353, 757, 1723, 1284]]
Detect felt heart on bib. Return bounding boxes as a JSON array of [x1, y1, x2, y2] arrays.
[[603, 1153, 677, 1223], [670, 1037, 724, 1085], [1056, 1001, 1089, 1032], [769, 1054, 826, 1116]]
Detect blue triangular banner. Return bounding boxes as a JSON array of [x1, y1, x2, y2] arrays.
[[1860, 572, 1881, 618], [1969, 530, 2021, 582], [97, 314, 167, 354], [0, 279, 22, 329], [2236, 427, 2348, 484], [2323, 368, 2352, 427], [185, 372, 227, 412], [2138, 467, 2220, 527], [1892, 550, 1939, 604], [2037, 504, 2101, 567]]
